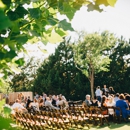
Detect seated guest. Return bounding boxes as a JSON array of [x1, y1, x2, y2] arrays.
[[57, 95, 69, 109], [114, 93, 119, 103], [91, 96, 99, 107], [52, 95, 58, 107], [84, 94, 92, 107], [29, 98, 39, 111], [101, 95, 107, 107], [39, 99, 44, 108], [39, 98, 45, 111], [106, 96, 115, 121], [101, 95, 108, 115], [11, 99, 27, 114], [26, 96, 32, 108], [45, 97, 59, 110], [125, 94, 130, 109], [116, 94, 130, 120]]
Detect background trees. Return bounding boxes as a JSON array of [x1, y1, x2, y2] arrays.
[[95, 36, 130, 93], [5, 31, 130, 100], [33, 40, 89, 100]]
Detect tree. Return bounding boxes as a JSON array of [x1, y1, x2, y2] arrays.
[[74, 31, 117, 98], [95, 36, 130, 93], [33, 39, 89, 100], [8, 57, 41, 92], [0, 0, 117, 81]]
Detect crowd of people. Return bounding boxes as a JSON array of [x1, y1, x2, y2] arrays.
[[3, 84, 130, 122], [84, 85, 130, 122], [4, 92, 69, 115]]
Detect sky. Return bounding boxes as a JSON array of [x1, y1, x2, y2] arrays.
[[71, 0, 130, 40], [24, 0, 130, 58]]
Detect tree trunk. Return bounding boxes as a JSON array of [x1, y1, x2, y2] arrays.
[[90, 67, 94, 99]]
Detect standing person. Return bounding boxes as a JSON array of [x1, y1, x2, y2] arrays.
[[109, 86, 116, 95], [102, 85, 109, 97], [95, 86, 102, 102], [34, 92, 39, 100]]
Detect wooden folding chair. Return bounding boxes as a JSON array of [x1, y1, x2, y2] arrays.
[[94, 107, 110, 126], [113, 107, 122, 123]]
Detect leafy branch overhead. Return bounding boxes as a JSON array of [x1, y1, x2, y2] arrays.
[[0, 0, 117, 78]]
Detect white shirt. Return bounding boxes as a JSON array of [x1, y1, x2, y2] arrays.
[[95, 89, 102, 96], [106, 101, 115, 115], [11, 102, 25, 110]]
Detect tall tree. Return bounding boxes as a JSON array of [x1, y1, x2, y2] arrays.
[[74, 31, 117, 98]]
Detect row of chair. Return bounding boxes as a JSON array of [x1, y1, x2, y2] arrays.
[[14, 105, 123, 130]]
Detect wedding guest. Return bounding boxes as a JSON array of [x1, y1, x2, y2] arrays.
[[45, 97, 59, 110], [106, 96, 115, 121], [114, 93, 120, 103], [116, 94, 130, 121], [102, 85, 109, 96], [84, 94, 92, 107], [91, 96, 99, 107], [95, 86, 102, 102], [101, 95, 108, 115], [11, 99, 27, 114], [109, 86, 116, 95]]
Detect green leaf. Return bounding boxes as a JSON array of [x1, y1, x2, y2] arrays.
[[0, 10, 11, 31], [96, 0, 109, 6], [1, 0, 11, 6], [47, 0, 58, 9], [0, 52, 4, 60], [58, 19, 74, 31], [58, 0, 63, 11], [15, 5, 28, 18], [5, 50, 17, 59], [29, 8, 41, 19], [41, 19, 48, 27], [15, 58, 25, 66], [48, 16, 58, 25], [15, 35, 28, 44], [0, 37, 4, 44], [7, 10, 19, 21], [107, 0, 117, 7], [87, 3, 103, 12], [63, 3, 76, 20], [55, 28, 67, 37], [5, 39, 16, 50]]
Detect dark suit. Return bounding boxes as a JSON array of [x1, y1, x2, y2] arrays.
[[102, 88, 109, 96]]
